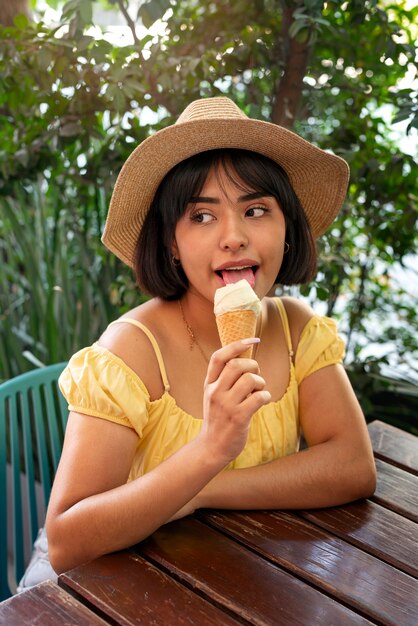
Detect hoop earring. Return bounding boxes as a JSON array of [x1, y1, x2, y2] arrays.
[[284, 242, 290, 254], [172, 256, 181, 266]]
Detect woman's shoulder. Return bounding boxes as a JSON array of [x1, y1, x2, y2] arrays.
[[97, 298, 174, 398], [270, 295, 315, 351], [99, 297, 155, 344], [278, 295, 314, 323]]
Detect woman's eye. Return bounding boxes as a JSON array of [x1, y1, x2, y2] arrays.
[[190, 211, 213, 224], [246, 206, 267, 217]]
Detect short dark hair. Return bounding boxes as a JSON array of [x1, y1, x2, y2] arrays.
[[134, 149, 317, 300]]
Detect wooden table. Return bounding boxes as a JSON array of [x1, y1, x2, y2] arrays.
[[1, 419, 417, 625]]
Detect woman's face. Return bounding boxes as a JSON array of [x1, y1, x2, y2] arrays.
[[172, 164, 286, 303]]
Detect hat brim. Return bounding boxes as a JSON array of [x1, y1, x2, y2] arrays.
[[102, 117, 349, 267]]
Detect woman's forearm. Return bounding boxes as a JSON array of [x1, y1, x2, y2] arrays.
[[197, 438, 376, 511], [46, 436, 227, 574]]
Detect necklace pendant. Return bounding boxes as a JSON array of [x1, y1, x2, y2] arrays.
[[179, 299, 209, 363]]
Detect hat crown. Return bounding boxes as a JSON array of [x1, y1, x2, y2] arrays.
[[176, 97, 248, 124]]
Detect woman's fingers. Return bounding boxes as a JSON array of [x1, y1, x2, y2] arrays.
[[239, 388, 272, 416], [206, 373, 271, 419], [230, 372, 266, 401], [201, 338, 272, 463], [215, 357, 261, 392], [201, 337, 271, 464], [205, 338, 260, 385], [213, 371, 266, 405], [204, 338, 269, 415]]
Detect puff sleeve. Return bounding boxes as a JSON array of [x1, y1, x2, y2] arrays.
[[294, 316, 346, 385], [58, 344, 150, 437]]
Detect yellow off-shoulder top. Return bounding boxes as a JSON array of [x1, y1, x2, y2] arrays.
[[59, 299, 345, 481]]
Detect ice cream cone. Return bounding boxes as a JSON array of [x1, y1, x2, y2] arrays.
[[216, 309, 258, 358], [214, 279, 261, 357]]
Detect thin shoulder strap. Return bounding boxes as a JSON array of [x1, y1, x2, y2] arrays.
[[273, 298, 294, 359], [108, 318, 170, 392]]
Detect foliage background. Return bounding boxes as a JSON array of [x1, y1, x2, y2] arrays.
[[0, 0, 417, 432]]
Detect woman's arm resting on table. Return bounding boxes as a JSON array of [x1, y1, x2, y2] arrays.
[[46, 413, 226, 574], [46, 338, 270, 574], [190, 363, 377, 512]]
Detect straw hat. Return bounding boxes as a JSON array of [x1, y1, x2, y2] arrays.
[[102, 97, 349, 267]]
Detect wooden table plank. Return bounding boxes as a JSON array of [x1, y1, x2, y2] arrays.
[[199, 510, 418, 626], [138, 517, 375, 626], [0, 580, 108, 626], [368, 420, 418, 475], [60, 551, 241, 626], [371, 458, 418, 522], [299, 499, 418, 578]]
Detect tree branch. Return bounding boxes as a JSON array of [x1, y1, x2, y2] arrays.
[[271, 3, 313, 128], [115, 0, 140, 45], [0, 0, 31, 26]]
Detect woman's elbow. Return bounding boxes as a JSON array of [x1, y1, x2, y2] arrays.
[[364, 458, 377, 497], [47, 534, 92, 575], [45, 520, 69, 575], [46, 515, 88, 575], [352, 456, 377, 500], [47, 544, 66, 576]]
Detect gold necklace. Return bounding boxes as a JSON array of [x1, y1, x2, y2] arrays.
[[178, 300, 209, 364], [178, 299, 264, 363]]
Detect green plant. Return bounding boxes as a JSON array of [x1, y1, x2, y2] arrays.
[[0, 8, 151, 379], [347, 362, 418, 435], [0, 1, 417, 432]]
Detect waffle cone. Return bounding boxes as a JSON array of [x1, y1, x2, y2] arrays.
[[216, 309, 258, 358]]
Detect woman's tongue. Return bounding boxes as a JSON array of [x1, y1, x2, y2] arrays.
[[221, 267, 255, 289]]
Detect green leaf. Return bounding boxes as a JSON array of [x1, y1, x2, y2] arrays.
[[316, 286, 329, 301], [37, 47, 54, 71], [62, 0, 81, 18], [289, 20, 309, 38], [138, 0, 172, 29], [53, 55, 70, 74], [79, 1, 93, 24], [393, 110, 413, 124], [13, 14, 30, 29], [42, 0, 61, 8], [76, 35, 94, 50], [59, 121, 83, 136]]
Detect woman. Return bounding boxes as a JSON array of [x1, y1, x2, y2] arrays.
[[46, 97, 376, 574]]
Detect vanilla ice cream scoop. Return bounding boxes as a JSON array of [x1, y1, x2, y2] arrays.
[[214, 280, 261, 357], [214, 279, 261, 316]]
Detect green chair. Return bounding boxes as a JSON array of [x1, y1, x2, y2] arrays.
[[0, 363, 68, 600]]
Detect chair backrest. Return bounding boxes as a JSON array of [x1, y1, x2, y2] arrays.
[[0, 363, 67, 600]]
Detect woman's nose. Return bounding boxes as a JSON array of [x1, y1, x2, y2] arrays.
[[219, 217, 248, 251], [220, 222, 248, 251]]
